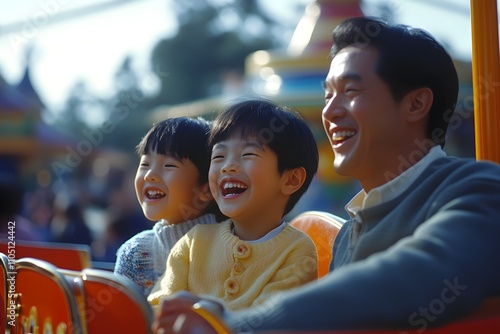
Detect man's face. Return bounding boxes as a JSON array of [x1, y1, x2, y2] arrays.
[[322, 46, 409, 191]]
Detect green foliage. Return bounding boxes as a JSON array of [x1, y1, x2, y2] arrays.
[[150, 0, 280, 105], [56, 0, 285, 152], [54, 57, 151, 153]]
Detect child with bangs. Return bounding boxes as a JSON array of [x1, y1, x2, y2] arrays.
[[114, 117, 223, 296], [148, 98, 319, 312]]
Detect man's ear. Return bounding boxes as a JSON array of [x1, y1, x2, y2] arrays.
[[281, 167, 307, 195], [405, 87, 433, 123]]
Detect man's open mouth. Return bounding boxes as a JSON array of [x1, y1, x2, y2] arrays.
[[331, 130, 356, 145]]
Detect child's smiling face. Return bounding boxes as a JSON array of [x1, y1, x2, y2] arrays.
[[135, 152, 206, 224], [209, 136, 288, 226]]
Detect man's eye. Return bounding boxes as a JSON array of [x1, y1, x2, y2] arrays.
[[212, 155, 223, 160]]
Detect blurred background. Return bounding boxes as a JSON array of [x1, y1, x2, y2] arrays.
[[0, 0, 492, 263]]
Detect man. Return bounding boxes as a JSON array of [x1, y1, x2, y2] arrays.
[[152, 16, 500, 333]]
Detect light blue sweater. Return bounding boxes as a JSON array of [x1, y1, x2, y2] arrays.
[[114, 213, 217, 296]]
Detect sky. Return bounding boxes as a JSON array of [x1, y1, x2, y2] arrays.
[[0, 0, 176, 113], [0, 0, 493, 116]]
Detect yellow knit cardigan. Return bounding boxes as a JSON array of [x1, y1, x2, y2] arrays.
[[148, 219, 318, 311]]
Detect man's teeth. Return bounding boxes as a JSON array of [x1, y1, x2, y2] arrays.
[[332, 130, 355, 140]]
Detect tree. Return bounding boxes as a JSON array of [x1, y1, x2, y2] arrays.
[[52, 80, 102, 138], [99, 56, 151, 152], [55, 57, 151, 153], [150, 0, 283, 106], [55, 0, 291, 152]]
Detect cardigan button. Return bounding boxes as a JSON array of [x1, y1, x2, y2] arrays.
[[233, 241, 251, 259], [224, 278, 239, 294], [232, 262, 245, 275]]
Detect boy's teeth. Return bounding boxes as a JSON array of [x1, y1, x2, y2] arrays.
[[222, 181, 247, 196], [223, 182, 246, 189], [148, 190, 165, 195], [147, 190, 165, 198]]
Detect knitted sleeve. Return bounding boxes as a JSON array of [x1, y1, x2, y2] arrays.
[[251, 234, 318, 307], [147, 233, 191, 306], [115, 231, 156, 295]]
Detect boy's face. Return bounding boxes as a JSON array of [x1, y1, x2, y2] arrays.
[[209, 137, 290, 225], [322, 46, 410, 191], [135, 152, 206, 224]]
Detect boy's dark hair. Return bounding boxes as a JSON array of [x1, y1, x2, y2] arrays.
[[331, 16, 459, 148], [137, 117, 224, 220], [209, 98, 319, 216], [137, 117, 211, 184]]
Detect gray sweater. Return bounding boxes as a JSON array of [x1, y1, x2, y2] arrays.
[[227, 156, 500, 332], [114, 213, 217, 296]]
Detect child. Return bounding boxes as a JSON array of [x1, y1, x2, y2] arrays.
[[148, 98, 319, 311], [114, 117, 222, 296]]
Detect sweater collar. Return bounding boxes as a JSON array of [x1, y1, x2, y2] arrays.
[[156, 213, 217, 230], [345, 146, 446, 218]]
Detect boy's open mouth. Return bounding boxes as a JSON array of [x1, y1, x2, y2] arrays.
[[221, 181, 247, 197], [145, 188, 166, 199]]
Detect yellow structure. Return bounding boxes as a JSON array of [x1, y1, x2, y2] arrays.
[[470, 0, 500, 163]]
